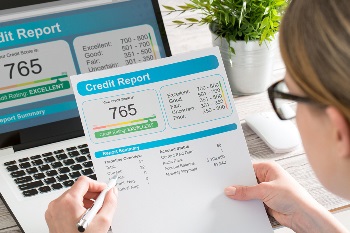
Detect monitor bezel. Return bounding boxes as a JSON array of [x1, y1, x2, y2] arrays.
[[0, 0, 60, 11]]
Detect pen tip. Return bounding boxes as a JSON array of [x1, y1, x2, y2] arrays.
[[111, 174, 118, 180]]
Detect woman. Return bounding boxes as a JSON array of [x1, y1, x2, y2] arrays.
[[224, 0, 350, 232], [45, 0, 350, 232]]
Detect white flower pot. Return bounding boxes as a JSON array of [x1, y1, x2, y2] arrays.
[[211, 32, 277, 95]]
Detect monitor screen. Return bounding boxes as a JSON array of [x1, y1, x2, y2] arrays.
[[0, 0, 171, 145]]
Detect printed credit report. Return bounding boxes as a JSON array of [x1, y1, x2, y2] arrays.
[[71, 47, 273, 233]]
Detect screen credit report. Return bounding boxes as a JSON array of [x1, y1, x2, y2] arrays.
[[71, 48, 273, 233], [0, 1, 165, 134]]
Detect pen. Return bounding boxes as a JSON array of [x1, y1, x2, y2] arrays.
[[77, 175, 119, 232]]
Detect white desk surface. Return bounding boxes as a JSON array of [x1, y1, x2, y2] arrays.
[[0, 1, 349, 232]]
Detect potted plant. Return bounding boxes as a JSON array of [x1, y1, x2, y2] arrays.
[[163, 0, 289, 95]]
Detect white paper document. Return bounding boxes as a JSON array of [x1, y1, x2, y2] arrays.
[[70, 47, 273, 233]]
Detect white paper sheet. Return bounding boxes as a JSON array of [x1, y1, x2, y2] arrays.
[[70, 47, 273, 233]]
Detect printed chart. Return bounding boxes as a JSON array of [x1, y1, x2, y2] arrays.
[[71, 48, 273, 233], [82, 89, 165, 143], [74, 25, 160, 73], [160, 75, 232, 128]]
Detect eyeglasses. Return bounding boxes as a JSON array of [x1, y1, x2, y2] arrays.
[[267, 80, 326, 120]]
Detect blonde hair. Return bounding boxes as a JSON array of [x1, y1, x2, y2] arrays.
[[279, 0, 350, 122]]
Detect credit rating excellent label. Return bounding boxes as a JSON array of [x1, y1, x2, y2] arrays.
[[0, 40, 76, 109], [0, 80, 70, 103]]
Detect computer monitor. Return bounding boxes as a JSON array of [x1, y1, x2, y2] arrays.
[[0, 0, 172, 149]]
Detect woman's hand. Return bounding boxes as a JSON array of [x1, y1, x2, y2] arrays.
[[225, 162, 347, 233], [45, 176, 118, 233]]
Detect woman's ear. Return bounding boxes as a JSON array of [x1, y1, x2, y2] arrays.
[[325, 106, 350, 158]]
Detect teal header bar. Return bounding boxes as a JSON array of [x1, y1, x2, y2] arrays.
[[95, 123, 237, 158], [0, 1, 155, 49], [76, 55, 219, 96], [0, 101, 76, 125]]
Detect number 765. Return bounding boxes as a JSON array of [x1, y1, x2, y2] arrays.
[[4, 58, 42, 79], [109, 104, 137, 119]]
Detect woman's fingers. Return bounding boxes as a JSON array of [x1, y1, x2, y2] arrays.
[[84, 191, 101, 200], [96, 188, 118, 218], [83, 199, 95, 209], [225, 184, 266, 201], [90, 188, 118, 230], [68, 176, 106, 198]]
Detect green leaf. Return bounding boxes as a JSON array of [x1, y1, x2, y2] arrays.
[[173, 20, 185, 24], [232, 29, 238, 39], [239, 1, 247, 27], [245, 26, 253, 33], [276, 1, 287, 6], [165, 0, 288, 44], [185, 3, 197, 9], [202, 15, 213, 23], [229, 46, 236, 55], [178, 5, 191, 10], [261, 28, 268, 43], [162, 5, 176, 11], [225, 12, 230, 25], [231, 16, 236, 27], [186, 18, 200, 22], [260, 17, 269, 29], [250, 32, 259, 38]]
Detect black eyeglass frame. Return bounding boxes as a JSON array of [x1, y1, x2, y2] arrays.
[[267, 80, 326, 120]]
